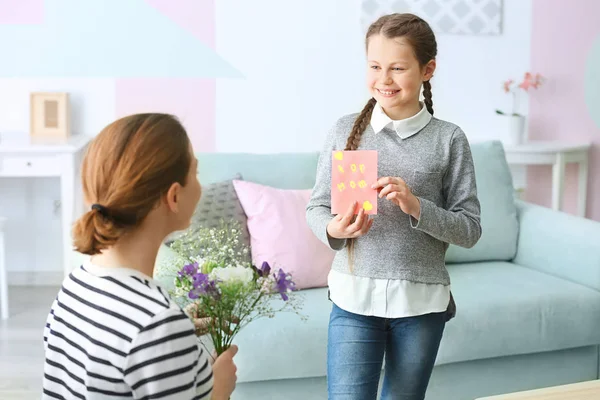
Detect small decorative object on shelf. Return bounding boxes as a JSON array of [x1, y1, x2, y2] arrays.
[[30, 92, 71, 139], [495, 72, 545, 146]]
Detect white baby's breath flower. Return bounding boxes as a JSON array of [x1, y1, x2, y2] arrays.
[[257, 276, 276, 294], [191, 256, 205, 265]]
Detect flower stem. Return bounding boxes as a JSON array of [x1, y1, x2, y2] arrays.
[[511, 91, 515, 115]]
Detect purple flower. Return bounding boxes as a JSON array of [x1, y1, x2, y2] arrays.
[[192, 272, 210, 287], [189, 272, 220, 300], [252, 261, 271, 278], [178, 262, 199, 277], [274, 268, 296, 301]]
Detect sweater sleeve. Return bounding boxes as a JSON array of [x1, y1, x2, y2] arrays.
[[306, 120, 347, 251], [410, 127, 482, 248]]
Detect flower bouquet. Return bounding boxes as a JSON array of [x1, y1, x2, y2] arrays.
[[161, 221, 305, 356]]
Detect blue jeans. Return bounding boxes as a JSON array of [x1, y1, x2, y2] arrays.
[[327, 303, 446, 400]]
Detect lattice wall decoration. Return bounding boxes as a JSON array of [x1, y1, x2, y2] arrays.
[[360, 0, 503, 36]]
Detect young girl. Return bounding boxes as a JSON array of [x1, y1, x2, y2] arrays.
[[306, 13, 482, 400], [42, 114, 238, 400]]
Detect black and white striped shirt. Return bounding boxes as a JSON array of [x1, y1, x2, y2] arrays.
[[43, 262, 213, 399]]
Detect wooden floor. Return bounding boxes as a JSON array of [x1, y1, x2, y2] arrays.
[[0, 286, 59, 400]]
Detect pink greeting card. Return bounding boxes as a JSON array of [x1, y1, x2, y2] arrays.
[[331, 150, 378, 215]]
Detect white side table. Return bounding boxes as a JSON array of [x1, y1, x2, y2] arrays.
[[503, 141, 591, 217], [0, 134, 92, 278], [0, 217, 7, 320]]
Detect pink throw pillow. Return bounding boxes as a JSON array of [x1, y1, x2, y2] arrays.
[[232, 180, 334, 290]]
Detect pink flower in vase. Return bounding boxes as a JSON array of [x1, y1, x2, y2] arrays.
[[519, 72, 534, 91], [532, 73, 544, 89], [518, 72, 545, 91], [497, 72, 545, 116]]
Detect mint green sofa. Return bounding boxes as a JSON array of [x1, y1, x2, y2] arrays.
[[155, 141, 600, 400]]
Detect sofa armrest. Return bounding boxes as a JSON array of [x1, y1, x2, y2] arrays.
[[514, 200, 600, 291]]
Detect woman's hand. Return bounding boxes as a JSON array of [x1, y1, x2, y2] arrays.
[[372, 177, 421, 219], [327, 201, 373, 240], [211, 345, 238, 400], [184, 303, 239, 336]]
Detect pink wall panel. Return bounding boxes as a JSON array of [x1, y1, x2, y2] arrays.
[[115, 78, 216, 151], [116, 0, 216, 151], [0, 0, 43, 24], [528, 0, 600, 220]]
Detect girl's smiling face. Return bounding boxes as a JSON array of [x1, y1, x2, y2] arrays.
[[367, 35, 435, 119]]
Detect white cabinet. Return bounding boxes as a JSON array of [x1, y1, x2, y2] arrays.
[[0, 134, 92, 278]]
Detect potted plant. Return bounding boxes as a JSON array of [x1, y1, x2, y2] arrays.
[[496, 72, 545, 145]]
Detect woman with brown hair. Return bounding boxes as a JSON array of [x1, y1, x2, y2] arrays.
[[42, 113, 237, 400]]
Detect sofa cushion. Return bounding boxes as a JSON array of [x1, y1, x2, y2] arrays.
[[232, 180, 334, 290], [445, 141, 519, 263], [438, 261, 600, 365], [231, 261, 600, 383], [191, 174, 246, 234], [163, 174, 252, 264], [192, 174, 251, 261], [196, 152, 319, 189]]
